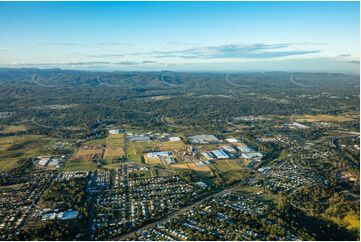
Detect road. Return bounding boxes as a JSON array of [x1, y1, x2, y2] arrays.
[[160, 116, 182, 129], [290, 114, 295, 123], [116, 186, 241, 240], [97, 74, 144, 87], [30, 116, 78, 131], [225, 74, 249, 87], [329, 137, 337, 148], [96, 116, 107, 128], [289, 74, 317, 87], [20, 172, 57, 231], [160, 72, 181, 87], [31, 74, 57, 87], [288, 184, 328, 214], [97, 75, 122, 87]]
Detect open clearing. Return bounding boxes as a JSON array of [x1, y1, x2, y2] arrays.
[[343, 213, 360, 231], [0, 135, 58, 171], [211, 159, 246, 183], [170, 162, 211, 172], [63, 158, 98, 171], [0, 125, 27, 134], [150, 95, 172, 100], [127, 141, 153, 162], [144, 157, 162, 165], [331, 213, 360, 232], [65, 140, 105, 171], [213, 159, 243, 172], [240, 186, 279, 201], [294, 114, 356, 122], [155, 140, 186, 150], [127, 139, 185, 163], [104, 134, 125, 161]]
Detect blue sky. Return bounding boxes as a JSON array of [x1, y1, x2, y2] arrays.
[[0, 1, 359, 73]]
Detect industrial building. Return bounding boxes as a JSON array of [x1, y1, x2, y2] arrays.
[[188, 135, 219, 144], [222, 145, 237, 153], [237, 145, 254, 153], [226, 138, 240, 143], [241, 152, 263, 159], [57, 210, 79, 220], [169, 136, 181, 142], [211, 149, 229, 159], [128, 135, 151, 142], [37, 157, 51, 166], [109, 129, 126, 134], [146, 151, 173, 158]]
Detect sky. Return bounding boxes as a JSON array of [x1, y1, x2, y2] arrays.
[[0, 1, 359, 73]]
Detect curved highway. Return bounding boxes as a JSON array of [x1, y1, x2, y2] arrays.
[[225, 74, 250, 87], [31, 74, 57, 88]]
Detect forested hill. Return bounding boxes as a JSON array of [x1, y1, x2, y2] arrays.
[[0, 68, 359, 137]]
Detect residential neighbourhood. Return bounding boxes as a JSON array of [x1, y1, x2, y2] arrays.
[[0, 123, 359, 240]]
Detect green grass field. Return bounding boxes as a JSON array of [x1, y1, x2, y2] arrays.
[[0, 135, 58, 171], [240, 186, 279, 201], [214, 159, 243, 172], [212, 159, 246, 183], [83, 138, 106, 146], [64, 138, 105, 171], [104, 134, 125, 161], [156, 140, 186, 150], [127, 141, 153, 162], [63, 159, 98, 171], [330, 213, 360, 234], [343, 213, 360, 231], [294, 114, 356, 123], [0, 125, 27, 134]]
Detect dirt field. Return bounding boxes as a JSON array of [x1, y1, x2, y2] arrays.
[[294, 114, 356, 122], [242, 159, 253, 166], [144, 156, 162, 165], [65, 144, 104, 171], [71, 144, 104, 161], [104, 134, 125, 161], [170, 162, 211, 172]]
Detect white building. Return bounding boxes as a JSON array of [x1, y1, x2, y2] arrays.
[[222, 145, 237, 153], [109, 129, 125, 134], [169, 136, 181, 142], [146, 151, 173, 158], [211, 150, 229, 159], [226, 138, 239, 143], [38, 157, 50, 166], [241, 152, 263, 159]]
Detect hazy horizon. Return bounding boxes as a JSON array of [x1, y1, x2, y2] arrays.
[[0, 1, 359, 73]]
